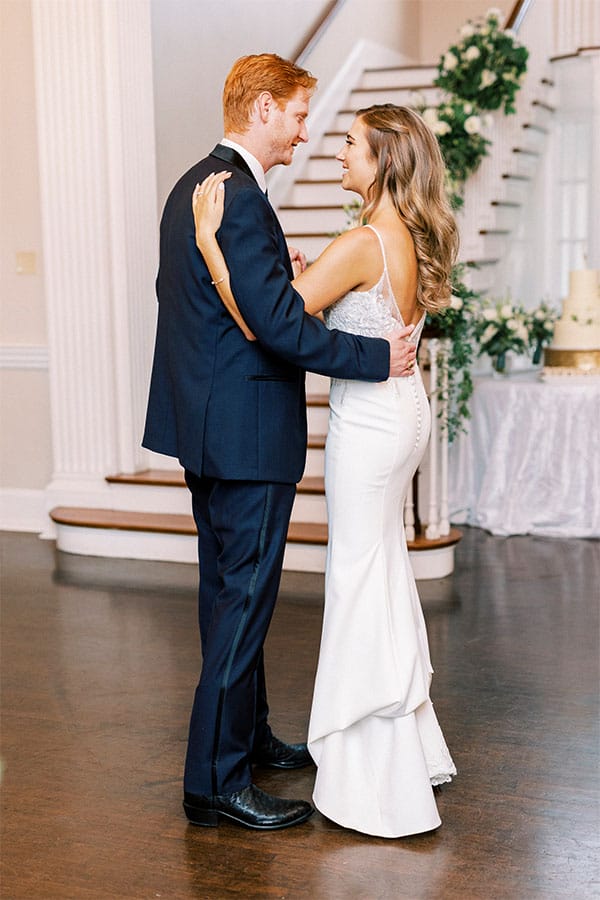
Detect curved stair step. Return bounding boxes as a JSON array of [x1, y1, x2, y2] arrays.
[[50, 506, 461, 554], [50, 507, 328, 544]]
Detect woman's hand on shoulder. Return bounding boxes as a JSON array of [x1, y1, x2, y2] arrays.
[[192, 171, 231, 250]]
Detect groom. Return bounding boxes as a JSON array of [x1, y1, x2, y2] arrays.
[[143, 53, 417, 831]]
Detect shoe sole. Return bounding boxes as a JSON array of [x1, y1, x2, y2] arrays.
[[183, 802, 314, 831]]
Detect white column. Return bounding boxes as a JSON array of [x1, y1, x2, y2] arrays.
[[31, 0, 158, 507]]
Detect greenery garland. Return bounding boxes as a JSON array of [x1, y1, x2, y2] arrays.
[[419, 7, 529, 438]]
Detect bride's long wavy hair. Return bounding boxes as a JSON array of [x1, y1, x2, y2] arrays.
[[356, 104, 458, 313]]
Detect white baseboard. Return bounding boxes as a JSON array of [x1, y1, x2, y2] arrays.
[[0, 489, 46, 532]]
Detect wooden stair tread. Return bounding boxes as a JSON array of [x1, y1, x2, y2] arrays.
[[51, 506, 196, 535], [107, 469, 184, 487], [50, 506, 328, 544], [49, 507, 461, 552], [349, 84, 435, 93], [307, 393, 329, 406], [363, 63, 437, 72], [279, 203, 344, 210], [107, 470, 325, 493]]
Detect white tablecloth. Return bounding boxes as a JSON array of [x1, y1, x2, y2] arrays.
[[449, 374, 600, 538]]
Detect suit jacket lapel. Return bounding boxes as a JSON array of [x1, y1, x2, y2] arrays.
[[209, 144, 292, 278], [210, 144, 257, 184]]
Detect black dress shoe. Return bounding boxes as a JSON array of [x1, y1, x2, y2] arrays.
[[183, 784, 314, 830], [252, 734, 314, 769]]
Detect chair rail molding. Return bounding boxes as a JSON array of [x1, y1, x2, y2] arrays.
[[0, 345, 48, 370]]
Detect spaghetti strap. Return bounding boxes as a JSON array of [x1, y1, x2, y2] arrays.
[[364, 224, 388, 273]]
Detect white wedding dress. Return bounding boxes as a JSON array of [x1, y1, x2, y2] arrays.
[[307, 225, 456, 838]]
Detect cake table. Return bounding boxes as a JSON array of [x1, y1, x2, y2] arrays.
[[449, 372, 600, 538]]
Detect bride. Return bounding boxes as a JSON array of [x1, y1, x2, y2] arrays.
[[192, 103, 458, 838]]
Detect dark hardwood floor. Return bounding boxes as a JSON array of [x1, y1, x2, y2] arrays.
[[1, 528, 598, 899]]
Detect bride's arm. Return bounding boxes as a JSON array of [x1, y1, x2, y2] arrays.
[[291, 227, 380, 315], [192, 173, 256, 341], [193, 173, 376, 327]]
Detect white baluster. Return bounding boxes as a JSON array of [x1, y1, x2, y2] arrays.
[[426, 338, 440, 540], [439, 339, 450, 536]]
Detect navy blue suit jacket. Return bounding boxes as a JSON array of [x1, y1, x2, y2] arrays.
[[142, 145, 390, 484]]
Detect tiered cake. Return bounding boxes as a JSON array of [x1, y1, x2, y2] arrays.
[[544, 268, 600, 375]]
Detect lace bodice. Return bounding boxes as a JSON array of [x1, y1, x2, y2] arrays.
[[323, 225, 425, 345]]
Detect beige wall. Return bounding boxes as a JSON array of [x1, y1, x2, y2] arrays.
[[419, 0, 513, 62], [0, 0, 52, 491]]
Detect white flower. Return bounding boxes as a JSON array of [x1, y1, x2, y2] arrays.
[[433, 120, 452, 136], [480, 69, 498, 88], [422, 107, 439, 127], [465, 45, 481, 61], [482, 308, 498, 321], [506, 318, 519, 330], [504, 27, 517, 39], [481, 324, 497, 344], [516, 324, 529, 341], [443, 51, 458, 71], [486, 7, 503, 21], [450, 295, 463, 310], [410, 91, 427, 109], [463, 102, 473, 114], [460, 24, 475, 38], [483, 114, 494, 129], [464, 115, 482, 134], [534, 309, 547, 320], [501, 304, 513, 318]]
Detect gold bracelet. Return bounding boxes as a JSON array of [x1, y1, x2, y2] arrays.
[[211, 277, 225, 286]]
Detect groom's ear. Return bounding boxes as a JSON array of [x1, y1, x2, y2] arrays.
[[255, 91, 274, 124]]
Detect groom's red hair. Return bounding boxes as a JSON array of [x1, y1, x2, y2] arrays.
[[223, 53, 317, 134]]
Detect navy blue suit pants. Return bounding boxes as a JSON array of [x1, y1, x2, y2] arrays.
[[183, 471, 297, 796]]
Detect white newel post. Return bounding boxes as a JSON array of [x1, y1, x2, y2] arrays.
[[31, 0, 158, 526]]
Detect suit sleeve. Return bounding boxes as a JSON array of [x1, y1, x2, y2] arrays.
[[218, 188, 390, 382]]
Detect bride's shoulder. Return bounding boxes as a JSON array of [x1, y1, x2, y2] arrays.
[[327, 224, 379, 259]]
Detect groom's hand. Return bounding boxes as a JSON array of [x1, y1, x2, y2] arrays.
[[288, 245, 307, 278], [387, 325, 417, 378]]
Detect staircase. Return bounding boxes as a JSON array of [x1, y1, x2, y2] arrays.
[[50, 371, 461, 578]]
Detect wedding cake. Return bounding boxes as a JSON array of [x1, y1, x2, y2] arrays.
[[544, 268, 600, 375]]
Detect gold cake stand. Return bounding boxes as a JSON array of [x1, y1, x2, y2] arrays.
[[544, 348, 600, 371]]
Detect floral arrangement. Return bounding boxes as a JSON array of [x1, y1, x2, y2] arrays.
[[524, 301, 557, 363], [472, 298, 530, 371], [434, 8, 529, 115], [425, 263, 480, 441], [416, 97, 492, 208]]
